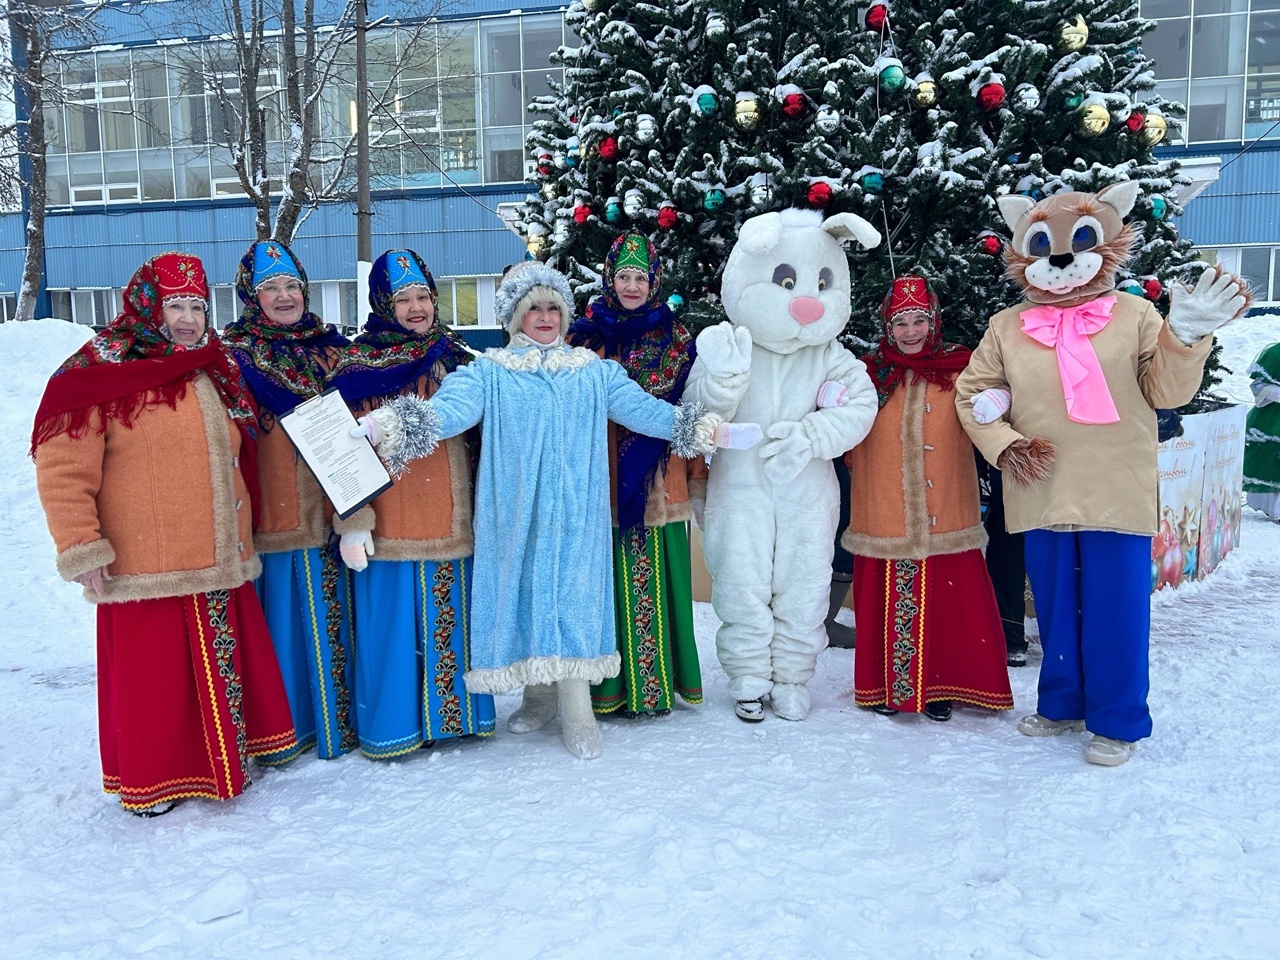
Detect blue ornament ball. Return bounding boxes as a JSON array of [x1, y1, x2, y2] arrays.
[[696, 92, 720, 115], [605, 200, 623, 223], [703, 188, 726, 210], [860, 172, 885, 193], [1151, 196, 1169, 220], [667, 293, 685, 312], [1119, 278, 1143, 296]]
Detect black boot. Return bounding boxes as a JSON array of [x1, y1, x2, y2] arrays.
[[825, 575, 856, 648], [924, 700, 953, 722]]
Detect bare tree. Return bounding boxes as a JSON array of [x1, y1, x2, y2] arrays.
[[166, 0, 443, 244], [3, 0, 108, 322]]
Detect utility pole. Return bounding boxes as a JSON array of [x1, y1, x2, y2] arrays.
[[354, 0, 372, 322]]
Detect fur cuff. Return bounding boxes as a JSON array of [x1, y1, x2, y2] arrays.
[[332, 505, 376, 535], [997, 437, 1056, 487], [56, 538, 115, 582], [379, 394, 442, 478], [671, 401, 711, 458], [464, 652, 622, 695]]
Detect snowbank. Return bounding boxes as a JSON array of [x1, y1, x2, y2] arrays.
[[1, 319, 1277, 959]]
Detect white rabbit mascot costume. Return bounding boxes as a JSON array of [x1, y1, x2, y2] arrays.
[[686, 208, 881, 722]]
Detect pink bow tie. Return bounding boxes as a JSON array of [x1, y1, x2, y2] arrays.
[[1020, 296, 1120, 425]]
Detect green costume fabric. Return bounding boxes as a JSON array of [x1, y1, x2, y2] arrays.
[[591, 522, 703, 714], [1244, 343, 1280, 495]]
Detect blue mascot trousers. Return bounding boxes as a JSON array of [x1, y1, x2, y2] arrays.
[[1023, 529, 1153, 743]]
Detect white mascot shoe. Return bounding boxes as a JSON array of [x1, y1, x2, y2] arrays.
[[685, 209, 881, 720], [1084, 735, 1136, 767]]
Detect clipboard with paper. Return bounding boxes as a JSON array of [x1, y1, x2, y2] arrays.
[[277, 387, 393, 519]]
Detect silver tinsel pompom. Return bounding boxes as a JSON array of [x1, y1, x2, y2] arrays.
[[669, 400, 707, 460], [384, 394, 442, 477]]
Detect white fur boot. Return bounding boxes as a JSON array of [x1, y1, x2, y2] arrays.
[[507, 683, 558, 734], [770, 682, 811, 721], [557, 679, 602, 759]]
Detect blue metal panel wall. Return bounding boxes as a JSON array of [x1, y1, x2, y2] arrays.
[[0, 214, 27, 293], [35, 186, 527, 288], [63, 0, 566, 49], [1168, 144, 1280, 248]]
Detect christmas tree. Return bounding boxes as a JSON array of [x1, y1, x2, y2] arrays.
[[520, 0, 1218, 400]]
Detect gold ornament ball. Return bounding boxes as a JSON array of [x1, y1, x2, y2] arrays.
[[1141, 112, 1168, 146], [1077, 103, 1110, 137], [527, 234, 549, 259], [1059, 16, 1089, 52], [913, 79, 937, 108], [734, 97, 761, 131]]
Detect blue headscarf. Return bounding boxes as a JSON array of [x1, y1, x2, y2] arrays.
[[329, 249, 471, 407], [221, 240, 349, 420]]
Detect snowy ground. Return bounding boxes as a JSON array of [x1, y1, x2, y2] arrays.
[[2, 318, 1279, 959]]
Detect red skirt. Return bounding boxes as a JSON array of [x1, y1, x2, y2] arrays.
[[853, 550, 1013, 712], [97, 582, 297, 811]]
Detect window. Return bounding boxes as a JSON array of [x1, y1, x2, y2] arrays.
[[1189, 77, 1245, 139], [50, 291, 72, 322], [1147, 19, 1191, 80], [0, 294, 16, 323], [213, 286, 238, 329], [339, 281, 360, 329], [1240, 248, 1272, 302], [1191, 15, 1248, 76], [436, 278, 481, 326]]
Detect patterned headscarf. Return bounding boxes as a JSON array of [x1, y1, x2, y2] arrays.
[[862, 274, 971, 408], [568, 233, 696, 530], [330, 249, 471, 408], [221, 240, 349, 419], [30, 252, 261, 519]]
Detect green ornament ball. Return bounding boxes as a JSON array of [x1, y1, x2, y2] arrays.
[[879, 65, 906, 93], [704, 188, 726, 210]]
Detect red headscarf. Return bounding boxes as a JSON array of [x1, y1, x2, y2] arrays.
[[30, 252, 262, 524], [862, 273, 971, 408]]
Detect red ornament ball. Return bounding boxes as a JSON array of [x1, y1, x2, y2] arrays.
[[1125, 110, 1145, 134], [782, 93, 807, 119], [866, 2, 889, 30], [599, 136, 619, 161], [977, 82, 1006, 112], [1143, 277, 1163, 300], [978, 234, 1002, 256], [573, 203, 592, 224], [536, 153, 553, 176], [656, 205, 679, 230], [807, 181, 833, 208]]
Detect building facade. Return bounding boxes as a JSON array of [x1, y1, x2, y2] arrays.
[[2, 0, 1278, 327]]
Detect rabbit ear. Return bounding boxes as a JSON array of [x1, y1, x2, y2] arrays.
[[821, 213, 881, 250], [1096, 180, 1141, 219], [736, 212, 784, 256], [996, 195, 1036, 231]]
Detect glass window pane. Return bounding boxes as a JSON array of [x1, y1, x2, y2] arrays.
[[439, 23, 477, 76], [452, 279, 478, 326], [140, 149, 175, 200], [62, 57, 95, 88], [1145, 18, 1190, 80], [1246, 75, 1280, 137], [136, 98, 171, 147], [1188, 77, 1245, 140], [1142, 0, 1189, 14], [522, 15, 563, 69], [524, 69, 558, 112], [72, 290, 94, 324], [66, 103, 101, 152], [482, 73, 523, 126], [43, 107, 65, 153], [441, 76, 478, 126], [1271, 252, 1280, 304], [1250, 13, 1280, 76], [132, 51, 168, 99], [104, 150, 137, 186], [1193, 0, 1247, 12], [1240, 248, 1271, 300], [480, 21, 521, 73], [214, 287, 236, 329], [339, 281, 359, 329], [439, 130, 478, 178], [102, 104, 135, 150], [46, 156, 70, 205], [69, 152, 102, 188], [436, 281, 454, 325], [402, 132, 441, 186], [51, 291, 73, 322], [172, 95, 209, 144], [398, 76, 440, 118], [482, 125, 524, 182], [1191, 15, 1247, 76], [174, 148, 210, 199]]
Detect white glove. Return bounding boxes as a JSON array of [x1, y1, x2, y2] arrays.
[[1254, 383, 1280, 407], [73, 565, 111, 596], [1166, 267, 1249, 346], [816, 380, 849, 409], [971, 387, 1012, 424], [759, 420, 813, 484], [713, 421, 764, 449], [339, 529, 375, 572], [694, 322, 753, 382], [351, 415, 382, 446]]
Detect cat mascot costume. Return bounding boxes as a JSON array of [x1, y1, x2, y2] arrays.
[[685, 208, 881, 723], [955, 181, 1249, 766]]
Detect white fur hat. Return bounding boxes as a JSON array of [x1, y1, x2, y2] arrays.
[[494, 262, 574, 336]]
